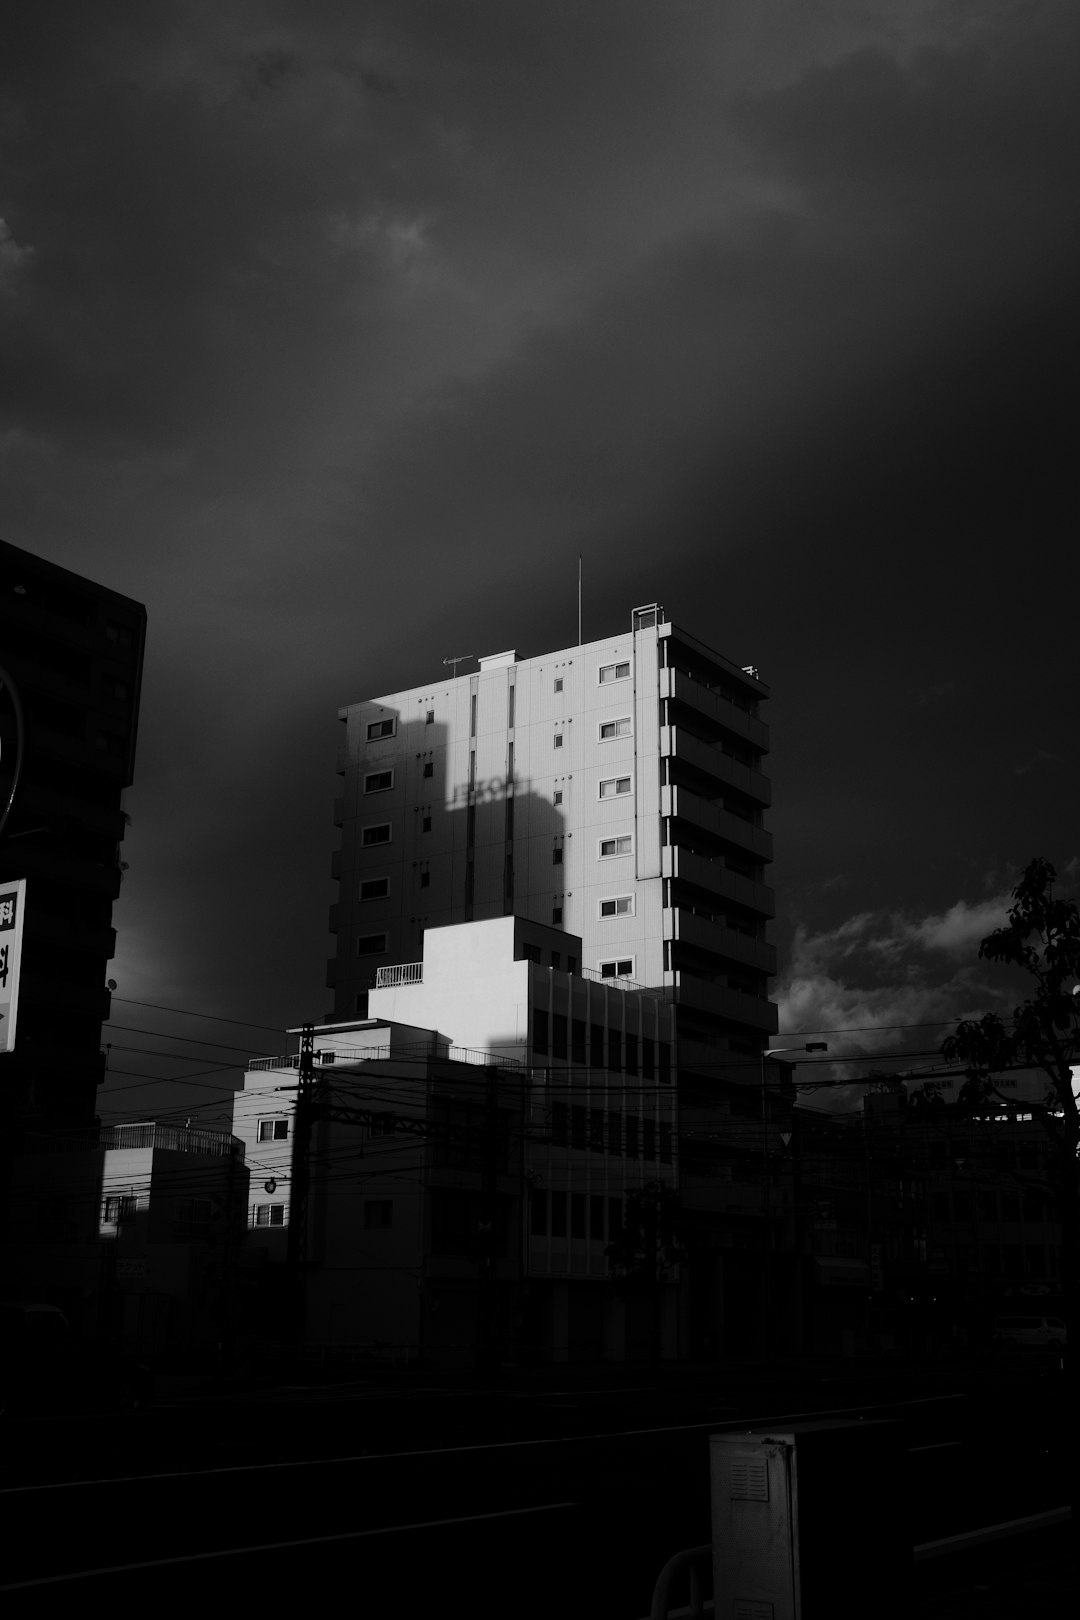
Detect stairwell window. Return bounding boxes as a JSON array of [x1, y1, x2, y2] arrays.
[[599, 717, 632, 741], [599, 777, 632, 799], [599, 896, 634, 918], [599, 836, 632, 858], [599, 662, 630, 683], [364, 770, 394, 794]]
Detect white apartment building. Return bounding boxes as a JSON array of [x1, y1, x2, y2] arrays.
[[328, 605, 777, 1074], [234, 916, 678, 1362]]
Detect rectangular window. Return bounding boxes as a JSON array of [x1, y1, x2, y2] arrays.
[[257, 1119, 289, 1142], [359, 877, 389, 901], [625, 1033, 638, 1075], [254, 1204, 285, 1227], [599, 717, 632, 740], [599, 662, 631, 684], [608, 1030, 622, 1071], [590, 1194, 605, 1241], [553, 1014, 568, 1059], [599, 896, 634, 918], [659, 1043, 671, 1085], [625, 1116, 639, 1158], [551, 1102, 568, 1147], [590, 1023, 604, 1067], [571, 1105, 587, 1150], [470, 694, 477, 736], [361, 823, 392, 847], [533, 1009, 549, 1056], [364, 770, 393, 794], [571, 1018, 586, 1062], [356, 933, 388, 956], [599, 836, 632, 858], [551, 950, 561, 970], [420, 870, 430, 888], [607, 1111, 622, 1154], [600, 958, 634, 978], [642, 1037, 655, 1079], [589, 1108, 605, 1151], [104, 1195, 137, 1223], [554, 678, 563, 692], [530, 1188, 548, 1237], [552, 907, 563, 924], [599, 777, 632, 799], [423, 761, 434, 778], [363, 1200, 393, 1230], [426, 709, 435, 724], [553, 790, 563, 805], [508, 685, 515, 727], [642, 1118, 656, 1160], [422, 815, 432, 832], [367, 718, 395, 741], [551, 1193, 567, 1239], [608, 1196, 622, 1242], [554, 733, 564, 748], [659, 1121, 672, 1164], [552, 847, 563, 865], [570, 1192, 586, 1240]]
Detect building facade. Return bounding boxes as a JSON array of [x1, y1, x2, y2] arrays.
[[0, 538, 146, 1128], [328, 606, 777, 1071]]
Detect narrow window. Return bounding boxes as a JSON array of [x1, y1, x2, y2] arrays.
[[552, 1014, 568, 1059], [570, 1192, 586, 1239], [552, 847, 563, 865], [625, 1116, 639, 1158], [571, 1106, 586, 1150], [590, 1023, 604, 1066], [554, 678, 563, 692], [551, 1193, 567, 1238], [470, 694, 477, 737], [422, 815, 432, 832], [356, 933, 388, 956], [659, 1043, 671, 1084], [508, 685, 516, 727], [553, 790, 563, 805], [420, 871, 430, 889], [607, 1114, 622, 1155], [589, 1109, 605, 1152], [554, 733, 564, 749], [552, 907, 563, 924], [571, 1018, 585, 1062], [423, 761, 434, 778], [533, 1009, 549, 1055], [608, 1030, 622, 1071], [625, 1033, 638, 1075], [642, 1118, 656, 1160], [530, 1188, 548, 1237], [590, 1194, 605, 1240], [426, 709, 435, 724], [551, 951, 562, 970]]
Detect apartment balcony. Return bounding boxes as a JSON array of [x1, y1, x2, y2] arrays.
[[662, 845, 776, 918], [674, 971, 779, 1033], [660, 726, 771, 808], [661, 784, 773, 862], [668, 907, 777, 976], [660, 668, 770, 752], [375, 962, 423, 988]]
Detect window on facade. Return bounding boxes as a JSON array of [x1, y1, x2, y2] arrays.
[[367, 718, 395, 740], [356, 933, 388, 955], [590, 1023, 604, 1066], [599, 662, 631, 684], [626, 1116, 639, 1157], [599, 777, 632, 798], [420, 870, 430, 888], [254, 1204, 285, 1227], [608, 1030, 622, 1071], [257, 1119, 289, 1142], [571, 1106, 587, 1150], [599, 896, 634, 918], [423, 761, 434, 778], [607, 1111, 622, 1154], [364, 770, 393, 794], [554, 733, 564, 748], [599, 836, 632, 858], [599, 718, 632, 741], [551, 1192, 567, 1239], [571, 1018, 585, 1062], [552, 847, 563, 865], [625, 1033, 638, 1075], [551, 951, 561, 970], [422, 815, 432, 832], [360, 876, 390, 901], [659, 1121, 672, 1163], [554, 678, 563, 693], [570, 1192, 586, 1239], [530, 1188, 548, 1237], [642, 1118, 656, 1161], [553, 1014, 568, 1059], [362, 823, 392, 847], [533, 1009, 549, 1055], [551, 1101, 568, 1147], [608, 1196, 623, 1241], [551, 907, 563, 924], [553, 790, 563, 805], [659, 1043, 671, 1084], [426, 710, 434, 724], [642, 1037, 655, 1079], [363, 1200, 393, 1230], [600, 958, 634, 979], [589, 1109, 605, 1152], [103, 1195, 137, 1222]]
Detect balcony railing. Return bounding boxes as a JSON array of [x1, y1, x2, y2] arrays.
[[580, 966, 670, 1000], [22, 1123, 244, 1158], [375, 962, 423, 988], [248, 1041, 525, 1073]]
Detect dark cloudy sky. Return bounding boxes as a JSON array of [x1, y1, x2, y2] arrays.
[[2, 1, 1076, 1121]]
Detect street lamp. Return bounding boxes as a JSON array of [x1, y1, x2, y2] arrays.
[[760, 1042, 828, 1359]]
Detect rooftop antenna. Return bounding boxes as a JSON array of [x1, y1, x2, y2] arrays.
[[443, 655, 474, 675]]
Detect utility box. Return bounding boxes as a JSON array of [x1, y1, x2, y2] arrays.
[[710, 1418, 910, 1620]]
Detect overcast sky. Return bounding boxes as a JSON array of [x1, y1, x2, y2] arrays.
[[2, 1, 1076, 1122]]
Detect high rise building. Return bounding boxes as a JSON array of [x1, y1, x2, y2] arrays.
[[0, 539, 145, 1127], [328, 605, 776, 1070]]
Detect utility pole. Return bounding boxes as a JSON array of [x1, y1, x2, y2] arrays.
[[285, 1024, 316, 1352], [476, 1063, 500, 1376]]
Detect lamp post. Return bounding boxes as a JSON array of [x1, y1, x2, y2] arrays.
[[760, 1042, 827, 1359]]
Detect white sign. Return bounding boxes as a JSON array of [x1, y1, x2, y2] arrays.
[[0, 877, 26, 1055]]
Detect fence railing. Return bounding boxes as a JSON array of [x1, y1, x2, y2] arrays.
[[23, 1123, 244, 1158], [375, 962, 424, 988]]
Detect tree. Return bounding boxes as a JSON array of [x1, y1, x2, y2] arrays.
[[942, 858, 1080, 1370], [605, 1180, 685, 1365]]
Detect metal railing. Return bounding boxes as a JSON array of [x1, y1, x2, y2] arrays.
[[248, 1041, 524, 1073], [22, 1123, 244, 1159], [375, 962, 424, 987], [580, 966, 669, 1000]]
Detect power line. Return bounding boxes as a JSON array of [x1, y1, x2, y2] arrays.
[[109, 996, 285, 1034]]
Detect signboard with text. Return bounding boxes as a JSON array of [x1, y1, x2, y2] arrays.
[[0, 878, 26, 1054]]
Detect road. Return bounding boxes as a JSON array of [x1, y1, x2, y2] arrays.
[[0, 1358, 1069, 1615]]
